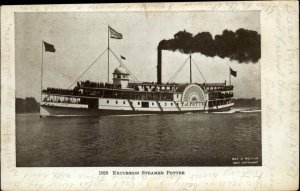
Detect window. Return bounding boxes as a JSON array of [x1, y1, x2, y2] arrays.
[[171, 103, 173, 106], [141, 102, 149, 108], [177, 94, 179, 98], [123, 101, 125, 104], [116, 101, 118, 104], [152, 102, 154, 106], [107, 100, 109, 104], [165, 103, 167, 106], [138, 102, 140, 105]]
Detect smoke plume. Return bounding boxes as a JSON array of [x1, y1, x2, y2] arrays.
[[158, 28, 261, 63]]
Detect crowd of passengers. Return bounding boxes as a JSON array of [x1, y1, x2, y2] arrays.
[[77, 81, 172, 92], [43, 80, 234, 96], [43, 80, 168, 95], [221, 92, 233, 98], [77, 81, 169, 91], [42, 87, 80, 95], [43, 96, 79, 104], [43, 81, 122, 95], [76, 81, 120, 89], [210, 92, 234, 99]]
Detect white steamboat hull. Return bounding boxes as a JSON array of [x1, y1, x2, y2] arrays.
[[40, 100, 234, 117]]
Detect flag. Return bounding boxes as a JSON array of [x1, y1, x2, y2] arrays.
[[230, 68, 237, 77], [120, 55, 126, 60], [109, 26, 123, 39], [43, 41, 55, 52]]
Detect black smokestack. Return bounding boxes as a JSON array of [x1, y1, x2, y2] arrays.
[[157, 47, 162, 84], [158, 28, 261, 63]]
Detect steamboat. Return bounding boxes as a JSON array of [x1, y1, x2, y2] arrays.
[[40, 27, 235, 117]]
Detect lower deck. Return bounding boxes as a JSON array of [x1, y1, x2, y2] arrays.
[[40, 97, 234, 117]]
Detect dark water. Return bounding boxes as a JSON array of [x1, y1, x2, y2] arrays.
[[16, 109, 261, 167]]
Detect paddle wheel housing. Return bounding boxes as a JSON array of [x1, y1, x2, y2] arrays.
[[181, 84, 207, 102]]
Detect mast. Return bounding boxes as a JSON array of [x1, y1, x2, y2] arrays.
[[189, 54, 192, 83], [107, 26, 110, 83], [229, 67, 231, 85]]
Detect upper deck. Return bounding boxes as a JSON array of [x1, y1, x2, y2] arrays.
[[42, 80, 234, 102]]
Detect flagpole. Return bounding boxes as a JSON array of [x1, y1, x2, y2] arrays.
[[107, 25, 110, 83], [41, 40, 44, 102]]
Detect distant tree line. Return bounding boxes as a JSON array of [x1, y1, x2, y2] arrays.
[[233, 98, 261, 108], [16, 97, 40, 113]]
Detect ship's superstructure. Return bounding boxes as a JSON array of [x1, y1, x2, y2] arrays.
[[41, 65, 234, 116], [40, 27, 235, 117]]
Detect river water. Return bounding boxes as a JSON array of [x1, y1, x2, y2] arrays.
[[16, 108, 261, 167]]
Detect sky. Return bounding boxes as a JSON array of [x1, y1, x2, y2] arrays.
[[15, 11, 260, 100]]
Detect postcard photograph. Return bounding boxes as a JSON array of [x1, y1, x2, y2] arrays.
[[15, 10, 262, 167]]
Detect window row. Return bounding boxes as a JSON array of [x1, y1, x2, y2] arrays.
[[105, 100, 176, 107]]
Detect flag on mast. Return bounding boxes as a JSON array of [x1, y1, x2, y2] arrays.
[[109, 26, 123, 39], [43, 41, 56, 52], [230, 67, 237, 77]]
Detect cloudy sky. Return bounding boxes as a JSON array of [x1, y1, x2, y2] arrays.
[[15, 11, 260, 100]]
